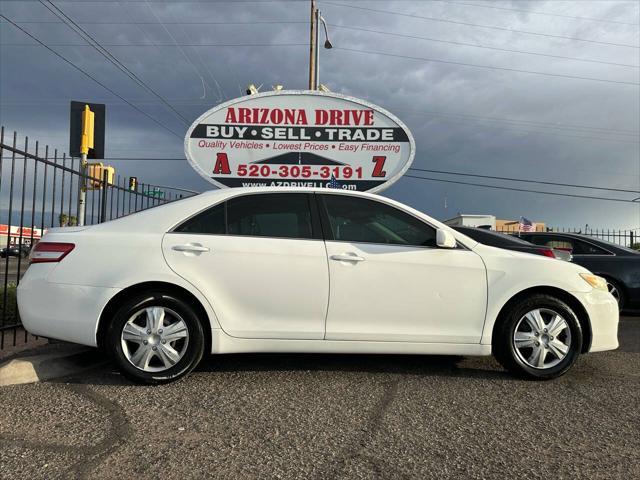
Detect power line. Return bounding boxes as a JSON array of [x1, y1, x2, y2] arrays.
[[324, 2, 640, 49], [3, 42, 309, 47], [2, 97, 635, 138], [2, 0, 316, 4], [404, 174, 638, 203], [408, 167, 640, 194], [393, 109, 640, 145], [37, 0, 191, 126], [329, 24, 639, 69], [24, 154, 634, 195], [0, 19, 308, 24], [0, 15, 184, 139], [388, 107, 639, 137], [443, 1, 640, 26], [142, 0, 209, 100], [334, 47, 640, 86]]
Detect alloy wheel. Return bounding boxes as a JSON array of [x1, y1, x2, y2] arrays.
[[606, 281, 621, 305], [121, 306, 190, 372], [513, 308, 572, 370]]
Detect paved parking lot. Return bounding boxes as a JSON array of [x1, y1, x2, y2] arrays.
[[1, 317, 638, 480]]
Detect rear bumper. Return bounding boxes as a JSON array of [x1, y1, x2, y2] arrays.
[[575, 289, 619, 352], [17, 265, 120, 347]]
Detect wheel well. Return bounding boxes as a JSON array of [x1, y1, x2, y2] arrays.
[[593, 274, 625, 299], [492, 286, 592, 353], [97, 281, 212, 353]]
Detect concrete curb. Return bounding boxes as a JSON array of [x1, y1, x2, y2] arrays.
[[0, 344, 108, 386]]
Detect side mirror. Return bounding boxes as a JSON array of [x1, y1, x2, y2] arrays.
[[436, 228, 457, 249]]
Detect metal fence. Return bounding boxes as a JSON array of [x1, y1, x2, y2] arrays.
[[497, 226, 637, 248], [0, 127, 194, 349]]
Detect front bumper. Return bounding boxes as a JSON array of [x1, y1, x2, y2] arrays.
[[575, 288, 619, 352], [17, 265, 120, 347]]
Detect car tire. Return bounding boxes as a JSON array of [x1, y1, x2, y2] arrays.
[[493, 294, 582, 380], [603, 278, 625, 312], [106, 292, 205, 385]]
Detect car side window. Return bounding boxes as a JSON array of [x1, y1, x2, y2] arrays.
[[320, 194, 437, 247], [545, 239, 574, 251], [572, 240, 610, 255], [174, 202, 225, 234], [528, 236, 573, 252], [227, 193, 314, 239], [526, 236, 610, 255]]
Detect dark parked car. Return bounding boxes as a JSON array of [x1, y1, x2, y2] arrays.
[[453, 227, 571, 261], [0, 244, 31, 258], [518, 232, 640, 311]]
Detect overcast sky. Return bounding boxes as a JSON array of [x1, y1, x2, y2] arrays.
[[1, 0, 638, 230]]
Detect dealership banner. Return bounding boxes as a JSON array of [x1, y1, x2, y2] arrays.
[[184, 90, 415, 192]]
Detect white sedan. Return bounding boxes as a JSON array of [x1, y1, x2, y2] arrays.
[[18, 188, 619, 384]]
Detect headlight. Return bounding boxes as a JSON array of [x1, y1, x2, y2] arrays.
[[579, 273, 608, 291]]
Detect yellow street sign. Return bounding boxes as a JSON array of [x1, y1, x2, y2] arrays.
[[80, 104, 95, 155]]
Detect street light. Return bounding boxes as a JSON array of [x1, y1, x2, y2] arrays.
[[320, 15, 332, 49], [315, 10, 333, 89]]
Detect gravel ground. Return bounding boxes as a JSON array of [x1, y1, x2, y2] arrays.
[[1, 317, 638, 480]]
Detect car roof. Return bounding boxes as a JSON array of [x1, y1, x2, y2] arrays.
[[88, 187, 478, 246]]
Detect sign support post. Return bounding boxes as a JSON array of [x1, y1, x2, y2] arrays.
[[99, 169, 109, 223], [78, 105, 94, 226]]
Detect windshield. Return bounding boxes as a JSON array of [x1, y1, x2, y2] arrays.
[[455, 227, 534, 246], [591, 237, 640, 254]]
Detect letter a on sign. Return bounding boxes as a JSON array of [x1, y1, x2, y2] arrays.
[[213, 153, 231, 175]]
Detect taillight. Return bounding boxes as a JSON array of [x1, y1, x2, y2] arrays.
[[538, 248, 556, 258], [30, 242, 75, 263]]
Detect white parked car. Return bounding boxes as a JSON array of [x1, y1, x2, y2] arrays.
[[18, 188, 618, 384]]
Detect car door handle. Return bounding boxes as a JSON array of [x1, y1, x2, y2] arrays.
[[330, 253, 365, 262], [172, 244, 210, 253]]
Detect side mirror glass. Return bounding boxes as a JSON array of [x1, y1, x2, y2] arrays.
[[436, 228, 457, 249]]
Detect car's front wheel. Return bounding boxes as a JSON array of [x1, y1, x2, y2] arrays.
[[604, 278, 624, 311], [493, 294, 582, 380], [106, 292, 205, 384]]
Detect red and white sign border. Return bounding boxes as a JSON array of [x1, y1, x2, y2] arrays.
[[184, 89, 416, 193]]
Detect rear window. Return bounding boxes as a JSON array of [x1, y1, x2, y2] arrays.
[[174, 193, 314, 240], [174, 203, 225, 235], [227, 193, 313, 239]]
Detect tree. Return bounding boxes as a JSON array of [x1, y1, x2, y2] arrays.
[[58, 213, 68, 227], [68, 215, 78, 226]]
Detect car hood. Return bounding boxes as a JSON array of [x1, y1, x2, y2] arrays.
[[473, 243, 591, 273]]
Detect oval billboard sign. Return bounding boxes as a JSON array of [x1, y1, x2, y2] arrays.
[[184, 90, 414, 193]]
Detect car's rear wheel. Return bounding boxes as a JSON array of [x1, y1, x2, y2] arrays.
[[493, 294, 582, 380], [106, 292, 205, 384]]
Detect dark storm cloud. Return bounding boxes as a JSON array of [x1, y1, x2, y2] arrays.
[[1, 0, 638, 228]]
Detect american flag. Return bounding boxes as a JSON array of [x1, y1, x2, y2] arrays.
[[328, 175, 342, 189], [519, 216, 536, 232]]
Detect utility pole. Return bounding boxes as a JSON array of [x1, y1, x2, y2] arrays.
[[308, 0, 317, 90]]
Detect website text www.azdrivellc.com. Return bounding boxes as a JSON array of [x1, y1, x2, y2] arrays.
[[242, 181, 357, 190]]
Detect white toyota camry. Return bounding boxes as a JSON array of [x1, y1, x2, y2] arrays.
[[18, 188, 618, 384]]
